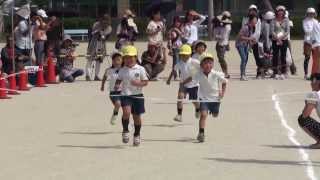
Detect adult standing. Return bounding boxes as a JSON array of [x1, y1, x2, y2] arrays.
[[115, 9, 139, 50], [270, 5, 290, 80], [33, 9, 55, 66], [86, 14, 112, 81], [182, 10, 206, 46], [46, 15, 64, 58], [14, 8, 33, 66], [242, 5, 263, 78], [303, 8, 318, 79], [236, 15, 257, 81], [167, 16, 183, 80], [214, 11, 232, 78]]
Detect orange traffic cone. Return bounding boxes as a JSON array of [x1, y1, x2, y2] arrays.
[[46, 56, 58, 84], [36, 66, 47, 87], [8, 72, 20, 95], [0, 74, 11, 99], [18, 70, 30, 91]]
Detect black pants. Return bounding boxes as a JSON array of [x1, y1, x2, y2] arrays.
[[272, 40, 288, 74], [252, 43, 263, 75]]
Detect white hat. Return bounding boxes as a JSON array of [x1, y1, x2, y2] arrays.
[[276, 5, 286, 11], [16, 8, 30, 19], [222, 11, 231, 18], [37, 9, 48, 18], [264, 11, 275, 20], [307, 7, 316, 14], [248, 4, 258, 10]]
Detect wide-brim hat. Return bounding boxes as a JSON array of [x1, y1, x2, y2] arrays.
[[16, 8, 30, 19], [221, 18, 232, 24], [123, 9, 136, 18], [276, 5, 286, 12], [63, 35, 73, 42]]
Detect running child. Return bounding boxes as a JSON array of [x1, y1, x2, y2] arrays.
[[101, 52, 123, 125], [114, 45, 148, 146], [183, 53, 227, 142], [167, 44, 200, 122]]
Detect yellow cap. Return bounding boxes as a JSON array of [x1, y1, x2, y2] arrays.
[[179, 44, 192, 55], [200, 52, 214, 62], [121, 45, 138, 56]]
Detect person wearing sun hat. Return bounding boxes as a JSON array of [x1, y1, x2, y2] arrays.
[[114, 45, 149, 146], [115, 9, 139, 50], [270, 5, 290, 80], [303, 7, 318, 79], [181, 52, 228, 142], [58, 35, 84, 83], [242, 4, 264, 79], [167, 44, 200, 122], [214, 11, 232, 78]]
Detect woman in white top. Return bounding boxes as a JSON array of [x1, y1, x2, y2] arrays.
[[298, 73, 320, 149], [242, 4, 263, 78], [303, 8, 318, 79], [182, 10, 206, 45]]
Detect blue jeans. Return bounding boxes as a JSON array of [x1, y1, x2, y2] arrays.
[[237, 45, 249, 76]]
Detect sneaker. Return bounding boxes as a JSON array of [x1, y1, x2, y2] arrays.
[[110, 115, 117, 125], [94, 76, 101, 81], [197, 132, 205, 143], [122, 132, 130, 144], [274, 74, 280, 80], [240, 76, 248, 81], [133, 136, 141, 146], [195, 111, 200, 119], [174, 114, 182, 122], [85, 76, 91, 81]]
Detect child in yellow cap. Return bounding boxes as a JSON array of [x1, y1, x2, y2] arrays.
[[167, 44, 200, 122], [114, 45, 149, 146], [182, 53, 228, 142]]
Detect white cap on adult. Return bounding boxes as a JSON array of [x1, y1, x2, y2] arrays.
[[249, 4, 258, 10], [306, 7, 317, 17], [264, 11, 275, 20], [37, 9, 48, 18], [275, 5, 286, 12]]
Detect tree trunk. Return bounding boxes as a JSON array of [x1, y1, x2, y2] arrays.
[[208, 0, 214, 40]]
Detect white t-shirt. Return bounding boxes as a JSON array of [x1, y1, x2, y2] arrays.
[[305, 91, 320, 117], [311, 21, 320, 48], [303, 17, 318, 44], [118, 64, 148, 95], [183, 15, 206, 44], [193, 70, 227, 102], [104, 67, 121, 92], [174, 58, 200, 88], [147, 20, 164, 44]]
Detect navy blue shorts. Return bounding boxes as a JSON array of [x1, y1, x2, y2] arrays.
[[109, 91, 122, 103], [179, 85, 198, 100], [121, 94, 145, 115], [200, 101, 221, 115]]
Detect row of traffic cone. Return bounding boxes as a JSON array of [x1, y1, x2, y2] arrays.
[[0, 56, 58, 100]]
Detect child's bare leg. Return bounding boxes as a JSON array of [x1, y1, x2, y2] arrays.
[[112, 100, 121, 115], [133, 114, 142, 137], [177, 92, 185, 115], [121, 106, 131, 132], [199, 111, 208, 131]]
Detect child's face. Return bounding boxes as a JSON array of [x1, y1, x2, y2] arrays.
[[123, 56, 137, 67], [113, 55, 123, 67], [196, 45, 206, 54], [179, 54, 190, 62], [201, 59, 214, 74]]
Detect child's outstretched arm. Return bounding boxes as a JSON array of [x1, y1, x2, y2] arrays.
[[220, 82, 227, 98], [131, 79, 148, 87]]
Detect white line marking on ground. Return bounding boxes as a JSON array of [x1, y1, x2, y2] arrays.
[[272, 94, 318, 180]]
